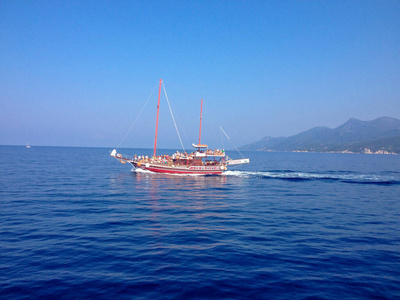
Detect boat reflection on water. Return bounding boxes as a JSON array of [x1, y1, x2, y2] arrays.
[[133, 169, 229, 198], [109, 168, 239, 248]]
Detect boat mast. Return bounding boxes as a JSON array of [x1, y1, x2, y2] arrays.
[[153, 79, 162, 157], [199, 99, 203, 145]]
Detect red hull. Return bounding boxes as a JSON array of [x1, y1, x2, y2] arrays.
[[131, 162, 224, 175]]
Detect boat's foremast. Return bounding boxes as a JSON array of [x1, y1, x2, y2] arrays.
[[199, 98, 203, 145]]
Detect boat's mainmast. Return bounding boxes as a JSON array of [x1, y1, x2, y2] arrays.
[[153, 79, 162, 157]]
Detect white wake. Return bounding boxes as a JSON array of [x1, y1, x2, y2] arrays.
[[222, 170, 398, 183]]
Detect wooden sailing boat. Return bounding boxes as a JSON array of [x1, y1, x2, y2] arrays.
[[111, 79, 249, 175]]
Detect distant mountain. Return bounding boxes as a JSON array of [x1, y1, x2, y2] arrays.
[[241, 117, 400, 154]]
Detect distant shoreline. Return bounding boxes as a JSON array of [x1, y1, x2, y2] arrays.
[[255, 149, 398, 155]]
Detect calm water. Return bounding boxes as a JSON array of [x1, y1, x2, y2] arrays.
[[1, 146, 399, 299]]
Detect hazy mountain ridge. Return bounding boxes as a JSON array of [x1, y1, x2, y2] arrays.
[[241, 117, 400, 154]]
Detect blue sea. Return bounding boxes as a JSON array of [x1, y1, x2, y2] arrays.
[[1, 145, 399, 299]]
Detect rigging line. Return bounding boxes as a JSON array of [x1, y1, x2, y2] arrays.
[[162, 82, 186, 153], [203, 104, 223, 150], [161, 81, 195, 149], [176, 115, 190, 150], [116, 83, 158, 149], [220, 127, 245, 159], [220, 128, 225, 150]]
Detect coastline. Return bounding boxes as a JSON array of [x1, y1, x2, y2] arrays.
[[259, 149, 399, 155]]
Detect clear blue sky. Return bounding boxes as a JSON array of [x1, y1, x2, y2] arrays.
[[1, 0, 399, 149]]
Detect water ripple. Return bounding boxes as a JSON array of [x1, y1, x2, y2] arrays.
[[1, 147, 399, 299]]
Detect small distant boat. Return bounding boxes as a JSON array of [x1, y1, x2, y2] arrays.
[[111, 80, 249, 175], [26, 143, 31, 149]]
